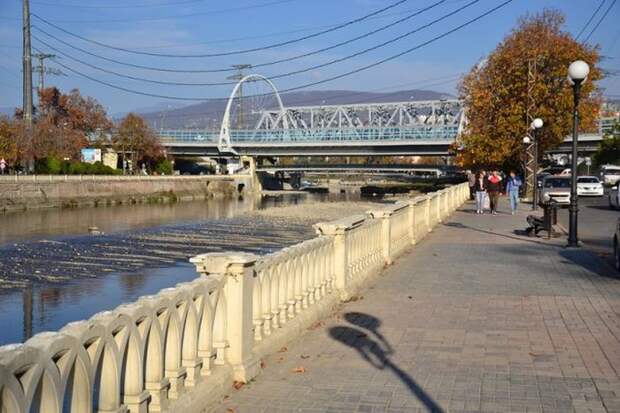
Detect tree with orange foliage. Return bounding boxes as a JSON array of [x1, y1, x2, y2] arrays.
[[456, 10, 602, 168], [34, 87, 112, 160], [114, 113, 164, 172], [0, 116, 21, 167]]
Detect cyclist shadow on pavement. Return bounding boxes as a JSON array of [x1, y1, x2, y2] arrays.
[[329, 312, 444, 413]]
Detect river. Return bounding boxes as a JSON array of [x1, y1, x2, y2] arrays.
[[0, 192, 372, 345]]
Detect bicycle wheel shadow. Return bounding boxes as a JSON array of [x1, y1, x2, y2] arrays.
[[329, 312, 444, 413]]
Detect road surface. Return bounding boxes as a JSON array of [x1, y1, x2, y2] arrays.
[[557, 191, 619, 269]]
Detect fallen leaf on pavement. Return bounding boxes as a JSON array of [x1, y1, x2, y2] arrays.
[[260, 360, 266, 368], [278, 346, 288, 353], [292, 366, 306, 373], [308, 321, 324, 330], [300, 354, 310, 359], [232, 381, 244, 390]]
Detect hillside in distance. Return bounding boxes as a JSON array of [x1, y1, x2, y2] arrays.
[[139, 88, 455, 130]]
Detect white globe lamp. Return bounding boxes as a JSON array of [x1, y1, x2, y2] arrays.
[[568, 60, 590, 84]]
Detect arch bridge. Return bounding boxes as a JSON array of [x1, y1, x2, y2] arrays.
[[158, 74, 466, 157]]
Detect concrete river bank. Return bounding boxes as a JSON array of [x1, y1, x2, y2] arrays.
[[0, 192, 378, 345]]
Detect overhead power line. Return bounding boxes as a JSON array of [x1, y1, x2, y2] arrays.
[[29, 0, 304, 23], [575, 0, 606, 41], [29, 0, 467, 51], [31, 0, 209, 9], [34, 0, 512, 101], [31, 0, 452, 78], [31, 0, 411, 57], [583, 0, 617, 43]]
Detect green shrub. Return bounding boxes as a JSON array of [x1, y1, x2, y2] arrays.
[[154, 159, 173, 175], [34, 157, 62, 174]]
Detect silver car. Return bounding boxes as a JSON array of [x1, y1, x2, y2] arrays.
[[610, 181, 620, 210], [539, 176, 572, 206]]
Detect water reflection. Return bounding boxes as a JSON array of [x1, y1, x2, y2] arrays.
[[1, 264, 198, 345], [0, 192, 358, 245], [0, 191, 362, 345]]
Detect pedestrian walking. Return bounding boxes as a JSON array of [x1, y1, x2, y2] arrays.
[[506, 171, 522, 215], [474, 170, 487, 214], [467, 170, 476, 200], [486, 170, 502, 215]]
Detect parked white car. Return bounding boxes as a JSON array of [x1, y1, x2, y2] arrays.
[[610, 181, 620, 210], [600, 165, 620, 186], [577, 176, 604, 197]]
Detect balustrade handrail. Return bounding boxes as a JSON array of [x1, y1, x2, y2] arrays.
[[0, 183, 470, 413]]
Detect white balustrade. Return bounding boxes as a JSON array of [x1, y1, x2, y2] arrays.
[[0, 183, 469, 413]]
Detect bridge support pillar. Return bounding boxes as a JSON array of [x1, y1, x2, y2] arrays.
[[241, 156, 262, 192]]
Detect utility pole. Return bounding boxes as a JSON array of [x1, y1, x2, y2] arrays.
[[227, 64, 252, 129], [22, 0, 34, 171], [32, 53, 63, 93]]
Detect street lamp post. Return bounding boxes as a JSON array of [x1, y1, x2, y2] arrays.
[[567, 60, 590, 248], [530, 118, 543, 210]]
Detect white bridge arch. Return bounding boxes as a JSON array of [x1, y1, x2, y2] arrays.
[[218, 74, 290, 153]]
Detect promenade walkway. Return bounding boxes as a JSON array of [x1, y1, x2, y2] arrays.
[[212, 200, 620, 413]]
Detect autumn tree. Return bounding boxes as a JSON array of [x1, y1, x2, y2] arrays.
[[0, 116, 20, 166], [31, 87, 113, 160], [114, 113, 164, 171], [456, 10, 602, 168]]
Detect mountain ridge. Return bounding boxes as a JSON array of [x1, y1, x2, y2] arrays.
[[138, 88, 456, 129]]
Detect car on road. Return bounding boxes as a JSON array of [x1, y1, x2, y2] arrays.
[[539, 175, 572, 206], [600, 165, 620, 186], [610, 181, 620, 210], [615, 217, 620, 271], [577, 176, 604, 197]]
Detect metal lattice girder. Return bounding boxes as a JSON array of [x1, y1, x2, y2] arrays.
[[256, 100, 464, 130]]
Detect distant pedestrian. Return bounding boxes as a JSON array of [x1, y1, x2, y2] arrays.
[[486, 170, 502, 215], [506, 171, 522, 215], [474, 170, 487, 214], [467, 170, 476, 200]]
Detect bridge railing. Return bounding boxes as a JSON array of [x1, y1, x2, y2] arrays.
[[157, 126, 459, 144], [0, 174, 243, 183], [0, 183, 469, 413]]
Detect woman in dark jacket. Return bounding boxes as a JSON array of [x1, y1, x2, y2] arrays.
[[486, 170, 503, 215], [474, 170, 487, 214]]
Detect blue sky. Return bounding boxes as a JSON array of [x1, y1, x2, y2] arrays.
[[0, 0, 618, 113]]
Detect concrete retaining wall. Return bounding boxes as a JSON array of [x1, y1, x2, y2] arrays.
[[0, 175, 254, 213]]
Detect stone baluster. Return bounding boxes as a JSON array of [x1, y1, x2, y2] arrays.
[[190, 253, 260, 383]]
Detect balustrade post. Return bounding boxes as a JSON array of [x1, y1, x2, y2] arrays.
[[191, 252, 260, 383], [408, 200, 416, 245], [314, 216, 365, 298], [314, 223, 348, 294], [368, 210, 393, 265], [424, 196, 431, 233]]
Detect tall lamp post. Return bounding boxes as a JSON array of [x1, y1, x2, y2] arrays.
[[567, 60, 590, 248], [530, 118, 544, 210]]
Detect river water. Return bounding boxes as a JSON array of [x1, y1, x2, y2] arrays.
[[0, 192, 363, 345]]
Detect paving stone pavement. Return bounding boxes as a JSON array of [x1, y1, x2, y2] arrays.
[[210, 200, 620, 413]]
